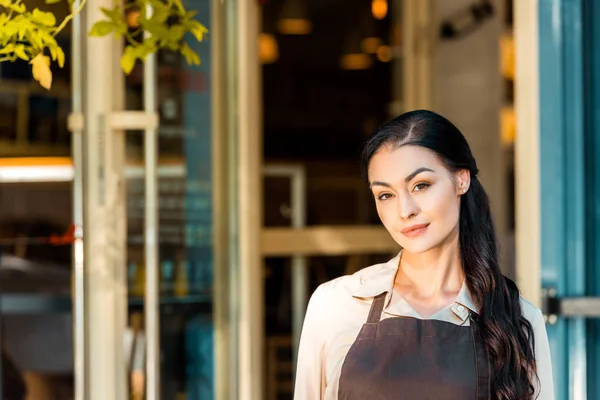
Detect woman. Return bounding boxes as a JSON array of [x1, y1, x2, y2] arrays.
[[294, 110, 554, 400]]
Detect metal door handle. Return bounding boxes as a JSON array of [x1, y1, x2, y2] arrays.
[[541, 288, 600, 324]]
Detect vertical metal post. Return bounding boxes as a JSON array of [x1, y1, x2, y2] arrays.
[[144, 3, 160, 399], [71, 0, 86, 398], [290, 168, 306, 366], [262, 165, 307, 367]]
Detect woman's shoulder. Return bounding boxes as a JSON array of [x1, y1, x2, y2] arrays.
[[309, 257, 398, 306], [518, 296, 545, 326]]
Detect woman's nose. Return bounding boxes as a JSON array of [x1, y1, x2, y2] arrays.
[[398, 193, 418, 220]]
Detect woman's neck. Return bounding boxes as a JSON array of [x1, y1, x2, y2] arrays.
[[396, 234, 464, 298]]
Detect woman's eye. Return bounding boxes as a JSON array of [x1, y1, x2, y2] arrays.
[[377, 193, 393, 201], [413, 183, 430, 192]]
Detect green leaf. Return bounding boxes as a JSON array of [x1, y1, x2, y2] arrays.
[[31, 8, 57, 26], [180, 42, 199, 65], [89, 20, 115, 36], [120, 45, 137, 74], [169, 25, 185, 41], [188, 21, 208, 42], [14, 44, 28, 60], [45, 0, 63, 4]]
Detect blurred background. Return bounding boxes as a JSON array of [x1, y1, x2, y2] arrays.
[[0, 0, 598, 399]]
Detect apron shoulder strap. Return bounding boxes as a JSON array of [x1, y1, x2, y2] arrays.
[[470, 316, 491, 399], [366, 292, 387, 324]]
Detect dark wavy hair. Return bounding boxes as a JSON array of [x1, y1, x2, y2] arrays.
[[361, 110, 537, 399]]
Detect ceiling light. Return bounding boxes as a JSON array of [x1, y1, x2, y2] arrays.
[[278, 0, 312, 35], [259, 33, 279, 64], [376, 45, 393, 62], [372, 0, 388, 20], [361, 37, 383, 54]]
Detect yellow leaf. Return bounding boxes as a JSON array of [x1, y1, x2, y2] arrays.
[[152, 3, 170, 24], [39, 30, 58, 46], [48, 45, 64, 67], [14, 44, 28, 60], [120, 46, 136, 74], [0, 44, 15, 54], [170, 25, 185, 41], [188, 21, 208, 42], [89, 20, 114, 36], [8, 3, 25, 13], [17, 25, 28, 40], [56, 47, 65, 68], [32, 9, 56, 27], [180, 42, 200, 65], [30, 54, 52, 89]]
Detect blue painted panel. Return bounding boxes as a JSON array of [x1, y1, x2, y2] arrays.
[[539, 0, 591, 399], [561, 2, 588, 399], [539, 1, 569, 398], [583, 0, 600, 397]]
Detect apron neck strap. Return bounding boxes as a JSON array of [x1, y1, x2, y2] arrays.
[[367, 292, 387, 323]]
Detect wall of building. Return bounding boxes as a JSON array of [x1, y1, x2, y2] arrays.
[[433, 0, 510, 273]]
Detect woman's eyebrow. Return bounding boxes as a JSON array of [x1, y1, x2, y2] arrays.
[[370, 181, 391, 190], [369, 167, 435, 189], [404, 167, 435, 182]]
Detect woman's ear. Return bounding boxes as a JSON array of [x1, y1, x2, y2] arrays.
[[456, 169, 471, 195]]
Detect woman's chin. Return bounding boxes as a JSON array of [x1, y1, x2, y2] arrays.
[[396, 238, 437, 254]]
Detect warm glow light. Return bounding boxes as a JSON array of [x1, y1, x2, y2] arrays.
[[0, 165, 74, 182], [361, 37, 383, 54], [500, 106, 516, 146], [340, 54, 373, 70], [259, 33, 279, 64], [0, 157, 187, 183], [127, 10, 141, 28], [372, 0, 388, 20], [376, 45, 393, 62], [500, 33, 515, 80], [0, 157, 72, 182], [278, 18, 312, 35]]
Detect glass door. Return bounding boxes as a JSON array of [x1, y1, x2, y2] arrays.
[[538, 0, 600, 399], [122, 0, 217, 395], [72, 0, 232, 398]]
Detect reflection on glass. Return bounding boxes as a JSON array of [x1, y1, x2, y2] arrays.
[[0, 29, 73, 399], [124, 0, 214, 398]]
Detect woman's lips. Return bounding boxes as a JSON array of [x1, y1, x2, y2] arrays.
[[400, 223, 429, 238]]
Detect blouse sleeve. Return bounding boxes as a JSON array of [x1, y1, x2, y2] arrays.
[[293, 285, 328, 400], [531, 308, 555, 400]]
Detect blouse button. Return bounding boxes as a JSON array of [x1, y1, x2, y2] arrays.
[[457, 305, 465, 313]]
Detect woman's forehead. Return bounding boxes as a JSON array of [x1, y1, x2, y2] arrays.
[[369, 145, 442, 176]]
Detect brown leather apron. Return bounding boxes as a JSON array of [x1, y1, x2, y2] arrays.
[[338, 292, 491, 399]]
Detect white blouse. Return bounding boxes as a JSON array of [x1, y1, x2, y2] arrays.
[[293, 253, 555, 400]]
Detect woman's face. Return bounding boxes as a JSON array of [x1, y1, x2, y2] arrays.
[[368, 145, 469, 254]]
